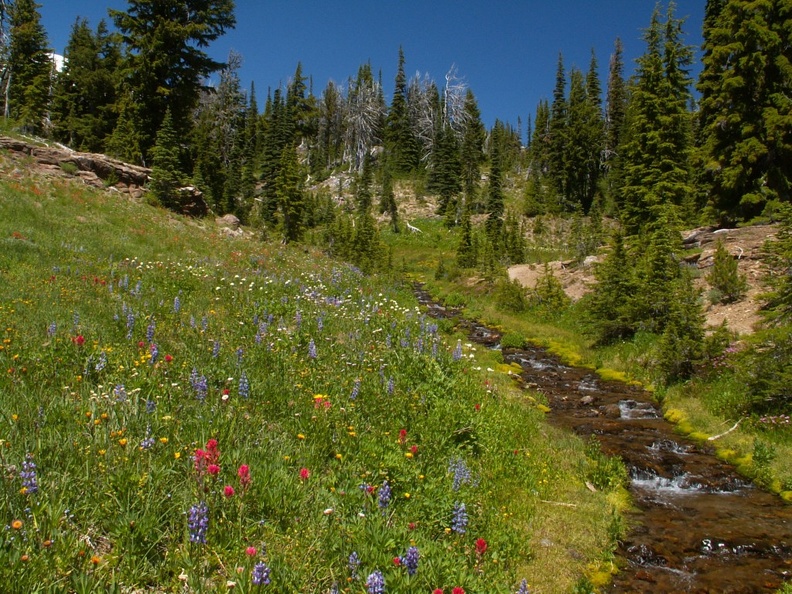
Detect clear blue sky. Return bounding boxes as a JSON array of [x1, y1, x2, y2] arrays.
[[39, 1, 705, 135]]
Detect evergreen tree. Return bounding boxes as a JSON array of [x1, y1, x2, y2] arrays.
[[315, 80, 345, 171], [110, 0, 236, 162], [565, 63, 603, 213], [379, 157, 399, 232], [355, 152, 373, 215], [698, 0, 792, 224], [657, 268, 705, 383], [277, 143, 305, 243], [7, 0, 50, 134], [707, 238, 748, 304], [428, 122, 462, 224], [760, 203, 792, 326], [485, 122, 505, 238], [239, 82, 260, 216], [459, 89, 486, 202], [619, 4, 693, 234], [548, 53, 568, 202], [585, 228, 637, 343], [149, 108, 185, 209], [384, 47, 419, 174], [456, 206, 476, 268], [604, 38, 627, 209]]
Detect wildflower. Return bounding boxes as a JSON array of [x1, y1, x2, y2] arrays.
[[20, 454, 38, 495], [401, 546, 419, 576], [411, 444, 418, 455], [378, 481, 391, 509], [299, 467, 310, 481], [449, 457, 472, 491], [387, 377, 395, 395], [47, 322, 56, 337], [365, 570, 385, 594], [238, 464, 251, 488], [239, 372, 250, 399], [72, 335, 85, 346], [350, 377, 361, 400], [146, 321, 155, 343], [308, 339, 317, 359], [452, 339, 463, 361], [140, 437, 155, 450], [452, 588, 465, 594], [451, 502, 468, 534], [164, 354, 173, 363], [212, 340, 220, 358], [348, 551, 361, 579], [149, 343, 159, 364], [146, 400, 156, 413], [91, 555, 101, 565], [205, 439, 219, 462], [475, 538, 488, 556], [173, 296, 181, 313], [245, 546, 257, 556], [95, 351, 107, 372], [224, 485, 235, 498], [118, 438, 128, 447], [207, 464, 220, 476], [114, 384, 127, 403], [11, 520, 23, 530], [398, 429, 407, 444], [433, 590, 444, 594], [187, 502, 209, 544], [251, 561, 271, 586], [515, 578, 530, 594], [236, 347, 244, 364]]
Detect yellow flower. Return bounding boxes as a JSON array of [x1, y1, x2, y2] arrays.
[[283, 455, 290, 461], [174, 452, 181, 459], [405, 452, 413, 459], [335, 453, 342, 460], [118, 438, 128, 446], [98, 449, 106, 456], [159, 437, 168, 444], [11, 414, 18, 422], [297, 434, 305, 440], [404, 493, 411, 499]]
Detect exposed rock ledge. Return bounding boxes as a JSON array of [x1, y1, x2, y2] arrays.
[[0, 136, 207, 217]]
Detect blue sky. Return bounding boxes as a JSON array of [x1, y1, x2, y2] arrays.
[[39, 1, 705, 134]]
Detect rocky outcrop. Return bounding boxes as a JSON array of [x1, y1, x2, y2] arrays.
[[0, 136, 208, 217]]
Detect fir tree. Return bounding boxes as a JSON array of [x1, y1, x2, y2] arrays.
[[456, 206, 476, 268], [604, 38, 627, 210], [657, 268, 705, 383], [707, 238, 748, 304], [698, 0, 792, 224], [485, 122, 505, 239], [277, 143, 305, 243], [7, 0, 51, 134], [149, 108, 185, 209], [459, 90, 486, 201], [110, 0, 236, 162], [379, 157, 399, 232], [384, 47, 419, 174], [760, 203, 792, 326]]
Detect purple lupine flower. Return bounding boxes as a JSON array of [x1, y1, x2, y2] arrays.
[[449, 457, 472, 491], [239, 372, 250, 399], [212, 340, 220, 358], [387, 377, 395, 395], [378, 481, 391, 509], [453, 339, 463, 361], [366, 570, 385, 594], [516, 578, 530, 594], [190, 315, 196, 328], [141, 436, 155, 450], [401, 546, 419, 576], [350, 378, 361, 400], [187, 502, 209, 544], [149, 343, 159, 364], [47, 322, 57, 337], [317, 315, 324, 332], [20, 454, 38, 495], [295, 310, 302, 328], [201, 316, 208, 331], [145, 399, 157, 414], [146, 321, 155, 343], [252, 561, 271, 586], [95, 350, 107, 372], [114, 384, 128, 403], [73, 312, 80, 329], [451, 502, 468, 534], [173, 296, 181, 313], [308, 339, 317, 359], [190, 369, 208, 401], [348, 551, 361, 579], [126, 312, 135, 340], [386, 334, 392, 348]]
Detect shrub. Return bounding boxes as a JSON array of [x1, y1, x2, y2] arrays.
[[707, 239, 747, 303]]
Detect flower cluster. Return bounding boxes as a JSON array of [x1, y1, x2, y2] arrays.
[[20, 454, 38, 495], [451, 502, 468, 534], [400, 545, 419, 576], [366, 570, 385, 594], [378, 481, 391, 509], [187, 501, 209, 544], [252, 561, 271, 586]]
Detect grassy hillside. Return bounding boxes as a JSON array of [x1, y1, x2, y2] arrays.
[[0, 156, 624, 592]]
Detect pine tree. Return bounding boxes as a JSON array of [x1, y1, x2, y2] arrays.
[[355, 152, 373, 215], [657, 268, 705, 383], [565, 62, 603, 214], [760, 203, 792, 326], [619, 4, 693, 234], [428, 122, 462, 224], [585, 228, 637, 343], [110, 0, 236, 163], [459, 90, 486, 201], [485, 123, 505, 239], [149, 108, 185, 209], [707, 238, 748, 304], [456, 206, 476, 268], [277, 143, 305, 243], [384, 47, 419, 174], [698, 0, 792, 224], [7, 0, 51, 134], [379, 157, 399, 232], [548, 53, 568, 202], [604, 38, 627, 211]]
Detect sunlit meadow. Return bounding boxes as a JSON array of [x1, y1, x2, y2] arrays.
[[0, 165, 620, 592]]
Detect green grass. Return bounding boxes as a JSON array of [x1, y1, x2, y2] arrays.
[[0, 157, 622, 592]]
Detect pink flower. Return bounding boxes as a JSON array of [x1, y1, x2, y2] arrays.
[[393, 556, 401, 566], [474, 403, 481, 411], [433, 590, 444, 594], [410, 444, 418, 455], [398, 428, 407, 444], [224, 485, 235, 498], [207, 464, 220, 476], [238, 464, 251, 488], [299, 467, 310, 481], [72, 335, 85, 346], [452, 588, 465, 594], [245, 546, 257, 556]]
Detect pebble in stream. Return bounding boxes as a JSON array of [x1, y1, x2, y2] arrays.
[[414, 287, 792, 593]]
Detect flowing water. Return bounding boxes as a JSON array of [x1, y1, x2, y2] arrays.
[[415, 287, 792, 593]]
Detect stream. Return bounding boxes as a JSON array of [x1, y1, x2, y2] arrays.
[[415, 287, 792, 593]]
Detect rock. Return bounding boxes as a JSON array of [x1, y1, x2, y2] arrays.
[[601, 404, 621, 418], [173, 186, 208, 218], [579, 395, 596, 406], [216, 214, 241, 229]]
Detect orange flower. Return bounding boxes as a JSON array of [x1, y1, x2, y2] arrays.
[[11, 520, 23, 530]]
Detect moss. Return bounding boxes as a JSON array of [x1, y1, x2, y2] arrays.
[[664, 408, 685, 424], [780, 491, 792, 503], [536, 404, 551, 413], [688, 431, 711, 442]]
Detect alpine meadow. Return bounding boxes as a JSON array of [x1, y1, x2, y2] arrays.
[[2, 1, 792, 593]]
